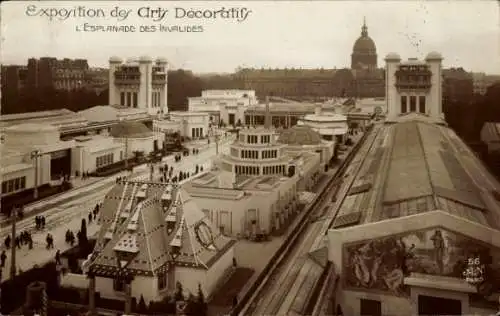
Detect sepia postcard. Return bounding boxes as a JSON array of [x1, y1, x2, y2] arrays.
[[1, 1, 500, 316]]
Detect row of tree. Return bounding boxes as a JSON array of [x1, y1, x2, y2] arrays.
[[1, 70, 217, 114], [443, 83, 500, 143]]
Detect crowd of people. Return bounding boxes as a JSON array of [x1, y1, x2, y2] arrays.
[[0, 202, 102, 281]]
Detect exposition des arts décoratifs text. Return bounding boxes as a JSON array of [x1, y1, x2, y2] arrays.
[[25, 5, 253, 23]]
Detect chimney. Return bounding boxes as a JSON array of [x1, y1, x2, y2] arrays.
[[264, 96, 271, 129]]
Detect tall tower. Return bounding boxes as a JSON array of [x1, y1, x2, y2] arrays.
[[108, 56, 123, 106], [138, 56, 153, 114], [155, 57, 169, 115], [425, 52, 444, 120], [351, 18, 378, 70], [384, 53, 401, 121]]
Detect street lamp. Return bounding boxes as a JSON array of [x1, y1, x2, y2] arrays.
[[210, 125, 220, 155], [30, 150, 43, 200]]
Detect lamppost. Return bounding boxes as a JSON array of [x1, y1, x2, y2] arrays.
[[209, 125, 220, 155], [10, 207, 17, 280], [30, 150, 43, 200]]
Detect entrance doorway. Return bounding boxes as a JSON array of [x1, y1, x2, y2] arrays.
[[228, 114, 235, 126], [50, 149, 71, 180], [418, 295, 462, 315]]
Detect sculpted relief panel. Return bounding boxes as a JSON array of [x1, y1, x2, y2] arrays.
[[343, 228, 500, 297]]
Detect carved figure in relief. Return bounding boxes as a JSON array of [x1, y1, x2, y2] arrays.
[[430, 230, 445, 273]]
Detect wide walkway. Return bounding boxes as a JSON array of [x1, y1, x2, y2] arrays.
[[0, 136, 234, 282]]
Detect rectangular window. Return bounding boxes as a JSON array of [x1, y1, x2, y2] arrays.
[[400, 96, 407, 113], [113, 279, 125, 292], [410, 96, 417, 112], [158, 273, 167, 290], [126, 92, 131, 107], [360, 299, 381, 316], [419, 96, 426, 113], [120, 92, 125, 106], [133, 92, 138, 108]]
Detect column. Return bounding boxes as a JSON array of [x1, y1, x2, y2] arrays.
[[124, 282, 132, 314], [88, 275, 96, 315]]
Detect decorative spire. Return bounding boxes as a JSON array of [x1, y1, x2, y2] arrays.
[[361, 17, 368, 37], [264, 96, 271, 129]]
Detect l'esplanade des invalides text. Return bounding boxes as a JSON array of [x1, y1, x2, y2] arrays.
[[24, 5, 253, 23]]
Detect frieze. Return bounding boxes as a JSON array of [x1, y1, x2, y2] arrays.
[[342, 227, 500, 297]]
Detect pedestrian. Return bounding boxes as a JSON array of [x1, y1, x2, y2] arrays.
[[28, 234, 33, 250], [55, 250, 61, 265], [41, 216, 46, 229], [88, 212, 92, 223], [15, 236, 21, 249], [46, 233, 54, 249], [1, 250, 6, 268], [5, 235, 11, 249], [35, 216, 40, 230]]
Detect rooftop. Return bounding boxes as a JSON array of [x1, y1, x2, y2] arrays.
[[88, 182, 235, 277], [482, 122, 500, 144], [109, 121, 153, 138], [332, 118, 500, 230], [4, 122, 59, 133], [78, 105, 149, 123], [0, 109, 76, 122], [278, 125, 322, 146]]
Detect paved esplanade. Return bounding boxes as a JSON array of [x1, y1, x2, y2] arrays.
[[0, 136, 232, 282]]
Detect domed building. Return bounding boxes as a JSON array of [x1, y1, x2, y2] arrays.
[[349, 18, 385, 98], [351, 18, 377, 70], [110, 121, 155, 157], [181, 104, 324, 239], [278, 125, 333, 171]]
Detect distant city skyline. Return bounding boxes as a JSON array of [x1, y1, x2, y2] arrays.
[[1, 1, 499, 74]]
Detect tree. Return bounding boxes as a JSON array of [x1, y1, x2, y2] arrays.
[[174, 281, 184, 301], [137, 295, 147, 313]]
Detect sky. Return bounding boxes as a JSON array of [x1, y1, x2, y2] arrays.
[[1, 1, 499, 74]]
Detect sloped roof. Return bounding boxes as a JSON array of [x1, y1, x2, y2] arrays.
[[87, 181, 235, 278], [110, 121, 153, 138], [331, 117, 500, 231], [482, 122, 500, 143], [79, 105, 120, 123], [278, 125, 322, 145]]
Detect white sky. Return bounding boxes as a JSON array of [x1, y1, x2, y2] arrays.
[[1, 1, 499, 73]]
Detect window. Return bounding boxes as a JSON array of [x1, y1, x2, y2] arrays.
[[157, 273, 167, 290], [419, 96, 426, 113], [96, 153, 114, 168], [1, 176, 27, 195], [120, 92, 125, 106], [261, 135, 270, 144], [410, 96, 417, 112], [360, 299, 381, 316], [126, 92, 132, 107], [133, 92, 138, 108], [400, 96, 407, 113], [113, 278, 125, 292]]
